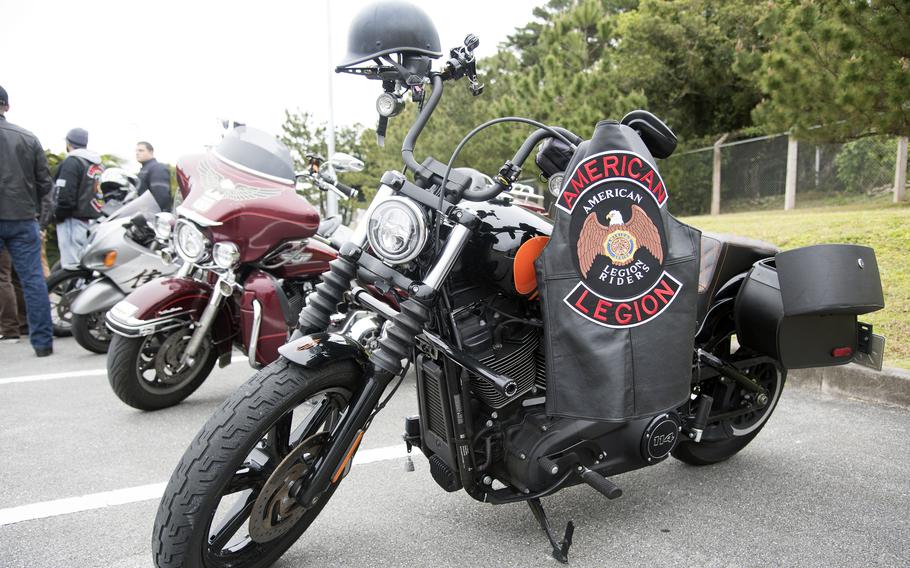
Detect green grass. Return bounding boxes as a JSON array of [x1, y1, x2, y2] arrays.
[[681, 201, 910, 370]]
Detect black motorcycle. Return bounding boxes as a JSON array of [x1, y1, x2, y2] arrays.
[[151, 4, 886, 567]]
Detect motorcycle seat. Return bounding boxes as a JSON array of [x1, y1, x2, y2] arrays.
[[697, 232, 778, 322]]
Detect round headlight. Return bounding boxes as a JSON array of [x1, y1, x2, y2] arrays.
[[174, 221, 210, 263], [366, 196, 427, 265], [213, 242, 241, 269], [154, 212, 176, 240], [548, 172, 565, 197]]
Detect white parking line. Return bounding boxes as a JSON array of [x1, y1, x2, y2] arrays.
[[0, 369, 107, 385], [0, 444, 410, 526], [0, 356, 247, 385]]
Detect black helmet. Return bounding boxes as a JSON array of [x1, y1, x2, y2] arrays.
[[337, 1, 442, 69]]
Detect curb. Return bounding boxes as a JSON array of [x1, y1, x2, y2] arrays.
[[788, 364, 910, 409]]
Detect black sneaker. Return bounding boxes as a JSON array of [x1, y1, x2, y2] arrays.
[[35, 346, 53, 357], [0, 335, 21, 344]]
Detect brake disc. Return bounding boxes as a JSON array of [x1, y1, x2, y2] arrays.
[[248, 432, 329, 543], [154, 330, 208, 384]]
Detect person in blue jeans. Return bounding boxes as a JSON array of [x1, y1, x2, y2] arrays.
[[0, 85, 54, 357]]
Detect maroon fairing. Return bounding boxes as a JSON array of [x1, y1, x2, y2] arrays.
[[239, 270, 291, 366], [176, 154, 322, 263]]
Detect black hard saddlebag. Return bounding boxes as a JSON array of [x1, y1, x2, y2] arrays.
[[735, 244, 884, 369], [536, 119, 700, 422]]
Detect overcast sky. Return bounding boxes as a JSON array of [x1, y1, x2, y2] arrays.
[[2, 0, 542, 170]]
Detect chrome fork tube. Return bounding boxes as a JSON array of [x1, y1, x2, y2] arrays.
[[424, 223, 471, 290], [181, 279, 226, 364], [247, 299, 262, 369]]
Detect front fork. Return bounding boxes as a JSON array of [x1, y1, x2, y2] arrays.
[[180, 272, 233, 366], [292, 219, 475, 508]]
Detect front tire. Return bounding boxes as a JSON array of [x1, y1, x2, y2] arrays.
[[152, 358, 362, 568], [107, 324, 217, 410], [71, 311, 111, 354]]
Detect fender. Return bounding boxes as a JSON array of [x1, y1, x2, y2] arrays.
[[277, 332, 371, 371], [107, 276, 234, 352], [71, 278, 125, 315]]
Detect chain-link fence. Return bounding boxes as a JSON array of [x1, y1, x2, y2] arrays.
[[662, 133, 905, 216]]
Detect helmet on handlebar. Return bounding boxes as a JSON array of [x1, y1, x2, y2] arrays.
[[100, 167, 139, 202], [337, 1, 442, 69]]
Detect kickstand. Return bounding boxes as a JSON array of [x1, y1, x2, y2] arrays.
[[527, 497, 574, 563]]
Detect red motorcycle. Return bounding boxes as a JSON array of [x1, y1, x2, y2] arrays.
[[106, 127, 359, 410]]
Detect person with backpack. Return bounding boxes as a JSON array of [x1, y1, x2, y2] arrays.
[[53, 127, 104, 270], [0, 84, 55, 356]]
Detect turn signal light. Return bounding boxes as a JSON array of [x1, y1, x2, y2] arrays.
[[103, 251, 118, 267], [831, 347, 853, 358]]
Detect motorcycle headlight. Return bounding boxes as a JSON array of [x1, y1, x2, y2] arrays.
[[213, 241, 241, 269], [154, 212, 176, 240], [366, 196, 427, 265], [174, 220, 210, 263]]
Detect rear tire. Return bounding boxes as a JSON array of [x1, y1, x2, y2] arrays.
[[107, 326, 217, 410], [71, 311, 111, 354], [46, 268, 92, 337], [674, 312, 786, 466], [152, 358, 362, 568]]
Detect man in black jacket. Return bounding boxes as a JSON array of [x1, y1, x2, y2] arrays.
[[0, 85, 54, 356], [135, 141, 173, 211], [53, 127, 104, 270]]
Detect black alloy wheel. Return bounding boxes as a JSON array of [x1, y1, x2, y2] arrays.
[[46, 268, 92, 337], [152, 359, 362, 568], [107, 324, 217, 410], [673, 316, 786, 466], [71, 310, 112, 354]]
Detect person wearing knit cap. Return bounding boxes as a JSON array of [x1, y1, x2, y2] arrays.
[[52, 126, 104, 271], [0, 84, 55, 356]]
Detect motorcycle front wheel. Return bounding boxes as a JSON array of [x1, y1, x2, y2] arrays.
[[71, 311, 111, 354], [107, 323, 217, 410], [46, 268, 91, 337], [152, 358, 361, 568]]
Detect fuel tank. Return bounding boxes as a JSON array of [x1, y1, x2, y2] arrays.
[[461, 197, 553, 296]]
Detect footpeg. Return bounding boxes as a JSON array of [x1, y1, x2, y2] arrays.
[[578, 466, 622, 500]]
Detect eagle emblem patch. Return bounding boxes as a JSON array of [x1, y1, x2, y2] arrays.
[[556, 150, 682, 328]]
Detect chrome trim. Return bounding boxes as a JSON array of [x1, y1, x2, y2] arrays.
[[174, 219, 211, 263], [176, 205, 223, 227], [424, 223, 471, 290], [177, 261, 193, 278], [212, 149, 296, 185], [181, 283, 224, 363], [261, 239, 311, 268], [365, 196, 428, 265], [351, 287, 399, 320], [248, 299, 262, 369], [351, 184, 395, 248], [105, 310, 190, 337]]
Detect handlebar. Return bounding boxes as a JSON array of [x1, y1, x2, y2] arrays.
[[462, 126, 582, 202], [401, 74, 445, 175]]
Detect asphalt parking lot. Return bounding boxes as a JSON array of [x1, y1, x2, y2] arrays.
[[1, 336, 908, 568]]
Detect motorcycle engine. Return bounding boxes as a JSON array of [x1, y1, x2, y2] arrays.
[[452, 297, 546, 409]]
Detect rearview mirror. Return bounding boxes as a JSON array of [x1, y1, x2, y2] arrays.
[[330, 152, 364, 173]]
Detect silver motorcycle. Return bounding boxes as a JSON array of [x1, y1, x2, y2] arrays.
[[68, 190, 180, 353]]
